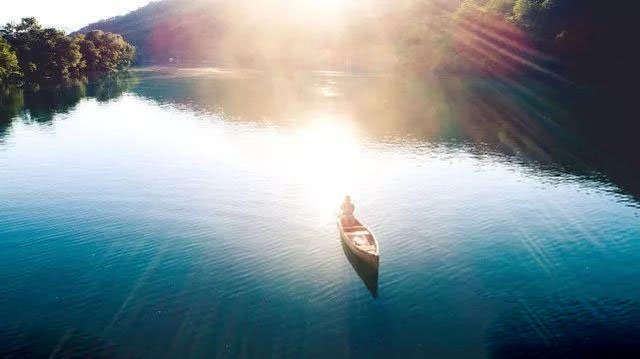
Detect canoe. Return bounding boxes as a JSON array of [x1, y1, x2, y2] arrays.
[[337, 216, 379, 264], [341, 239, 379, 298]]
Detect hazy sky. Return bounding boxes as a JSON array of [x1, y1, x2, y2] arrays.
[[1, 0, 153, 32]]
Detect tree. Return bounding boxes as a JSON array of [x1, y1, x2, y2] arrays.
[[76, 30, 135, 73], [2, 18, 83, 82], [1, 18, 134, 85], [0, 36, 20, 85], [2, 17, 43, 80]]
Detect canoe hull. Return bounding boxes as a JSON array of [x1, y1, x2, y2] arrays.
[[340, 239, 379, 298], [337, 217, 379, 265], [340, 230, 380, 265]]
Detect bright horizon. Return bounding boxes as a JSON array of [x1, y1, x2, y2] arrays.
[[0, 0, 153, 32]]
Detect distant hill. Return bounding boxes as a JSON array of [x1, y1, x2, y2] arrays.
[[74, 0, 223, 65], [74, 0, 639, 88], [72, 0, 434, 69]]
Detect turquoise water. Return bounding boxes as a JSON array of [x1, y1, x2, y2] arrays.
[[1, 70, 639, 358]]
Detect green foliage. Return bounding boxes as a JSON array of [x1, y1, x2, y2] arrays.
[[0, 36, 20, 85], [460, 0, 572, 39], [513, 0, 546, 27], [486, 0, 516, 17], [3, 18, 84, 82], [394, 1, 453, 73], [0, 17, 134, 86], [461, 0, 516, 17], [76, 30, 135, 73], [512, 0, 577, 40]]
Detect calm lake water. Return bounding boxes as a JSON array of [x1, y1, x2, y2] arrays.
[[1, 69, 639, 358]]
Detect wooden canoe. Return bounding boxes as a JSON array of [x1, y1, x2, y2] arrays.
[[337, 216, 379, 264], [341, 239, 379, 298]]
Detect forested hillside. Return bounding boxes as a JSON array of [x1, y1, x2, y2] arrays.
[[1, 18, 135, 86], [75, 0, 217, 66], [75, 0, 638, 89]]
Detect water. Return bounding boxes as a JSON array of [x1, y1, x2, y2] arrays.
[[1, 70, 639, 358]]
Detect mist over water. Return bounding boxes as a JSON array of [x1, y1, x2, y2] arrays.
[[1, 70, 639, 358]]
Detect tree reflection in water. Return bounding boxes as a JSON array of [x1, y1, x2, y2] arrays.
[[1, 68, 638, 200], [128, 69, 640, 201], [0, 72, 138, 125]]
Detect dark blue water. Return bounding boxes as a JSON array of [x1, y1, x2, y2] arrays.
[[1, 70, 639, 358]]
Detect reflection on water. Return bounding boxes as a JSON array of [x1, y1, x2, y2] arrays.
[[1, 68, 637, 191], [0, 69, 639, 358], [128, 69, 640, 199], [0, 73, 136, 122]]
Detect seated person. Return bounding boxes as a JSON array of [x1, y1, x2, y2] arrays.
[[340, 195, 356, 227]]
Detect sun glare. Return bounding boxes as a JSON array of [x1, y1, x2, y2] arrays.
[[308, 0, 349, 11], [288, 114, 364, 216], [292, 0, 354, 23]]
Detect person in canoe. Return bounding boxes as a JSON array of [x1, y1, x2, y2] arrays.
[[340, 195, 356, 227]]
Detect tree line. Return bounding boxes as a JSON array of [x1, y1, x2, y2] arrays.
[[0, 18, 135, 87], [445, 0, 636, 86], [69, 0, 638, 91]]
